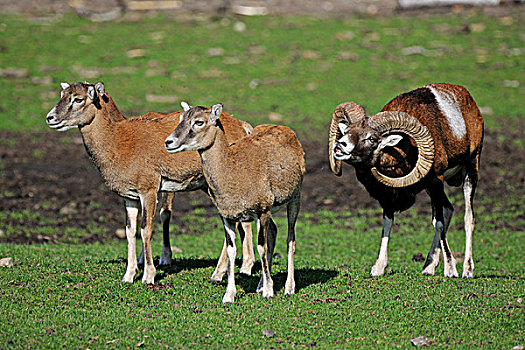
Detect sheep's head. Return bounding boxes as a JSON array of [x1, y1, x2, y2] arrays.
[[329, 104, 435, 188], [165, 103, 223, 153], [46, 82, 106, 131]]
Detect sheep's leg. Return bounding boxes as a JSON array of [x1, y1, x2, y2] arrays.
[[462, 171, 478, 278], [138, 192, 174, 266], [122, 198, 140, 283], [159, 192, 174, 266], [211, 222, 255, 282], [284, 193, 300, 295], [371, 210, 394, 277], [239, 222, 255, 275], [256, 218, 277, 293], [257, 211, 274, 298], [422, 228, 441, 275], [210, 240, 228, 283], [422, 192, 455, 275], [428, 183, 458, 278], [222, 217, 238, 303], [139, 193, 157, 284]]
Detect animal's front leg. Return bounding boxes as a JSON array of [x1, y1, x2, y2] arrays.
[[371, 211, 394, 277], [428, 184, 458, 278], [222, 217, 238, 304], [122, 198, 140, 283], [140, 193, 157, 284]]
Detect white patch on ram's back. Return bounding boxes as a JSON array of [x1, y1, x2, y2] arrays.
[[427, 86, 466, 139]]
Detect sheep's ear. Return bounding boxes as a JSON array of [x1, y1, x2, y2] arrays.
[[95, 82, 105, 97], [210, 103, 223, 125], [379, 134, 403, 150], [87, 85, 96, 100], [60, 82, 70, 90], [181, 101, 191, 112], [338, 122, 348, 134]]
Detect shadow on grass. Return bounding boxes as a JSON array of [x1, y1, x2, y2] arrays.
[[235, 267, 338, 294], [107, 256, 338, 292]]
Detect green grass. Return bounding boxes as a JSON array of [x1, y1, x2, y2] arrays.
[[0, 11, 524, 349], [0, 12, 523, 136], [0, 210, 523, 348]]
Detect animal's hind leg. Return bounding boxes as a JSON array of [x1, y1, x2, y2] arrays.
[[239, 222, 255, 275], [159, 192, 174, 266], [423, 187, 454, 275], [371, 209, 394, 277], [138, 192, 175, 266], [139, 192, 157, 284], [256, 218, 277, 293], [211, 221, 255, 282], [284, 192, 300, 295], [462, 165, 478, 278], [257, 211, 274, 298]]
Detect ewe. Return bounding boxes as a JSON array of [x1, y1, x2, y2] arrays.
[[46, 82, 255, 284], [165, 103, 305, 303]]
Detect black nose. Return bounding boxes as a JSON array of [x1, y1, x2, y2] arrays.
[[46, 115, 54, 121], [165, 139, 173, 147], [338, 141, 347, 147]]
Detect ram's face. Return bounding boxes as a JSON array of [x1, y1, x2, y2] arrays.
[[333, 123, 379, 164]]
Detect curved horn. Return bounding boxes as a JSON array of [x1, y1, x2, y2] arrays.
[[368, 111, 434, 188], [328, 102, 366, 176]]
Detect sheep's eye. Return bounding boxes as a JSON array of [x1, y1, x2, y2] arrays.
[[194, 120, 204, 127], [74, 98, 84, 104]]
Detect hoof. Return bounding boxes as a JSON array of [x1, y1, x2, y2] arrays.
[[462, 259, 474, 278], [422, 266, 436, 276], [262, 288, 274, 299], [370, 263, 386, 277], [444, 258, 459, 278], [239, 266, 253, 276], [284, 281, 295, 295], [222, 290, 236, 304], [159, 246, 173, 266]]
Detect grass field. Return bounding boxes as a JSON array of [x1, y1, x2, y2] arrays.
[[0, 10, 524, 349]]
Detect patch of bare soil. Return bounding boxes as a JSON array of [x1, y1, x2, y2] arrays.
[[0, 119, 523, 244]]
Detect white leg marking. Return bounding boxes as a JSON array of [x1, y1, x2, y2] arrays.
[[211, 240, 228, 282], [239, 222, 255, 275], [222, 219, 237, 304], [422, 247, 440, 275], [371, 237, 389, 277], [463, 176, 475, 278], [139, 194, 156, 284], [257, 244, 274, 298], [122, 200, 139, 283], [284, 241, 296, 295], [440, 236, 459, 278]]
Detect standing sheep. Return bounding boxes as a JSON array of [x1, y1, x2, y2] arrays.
[[45, 82, 255, 284], [165, 103, 305, 303], [329, 83, 484, 278]]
